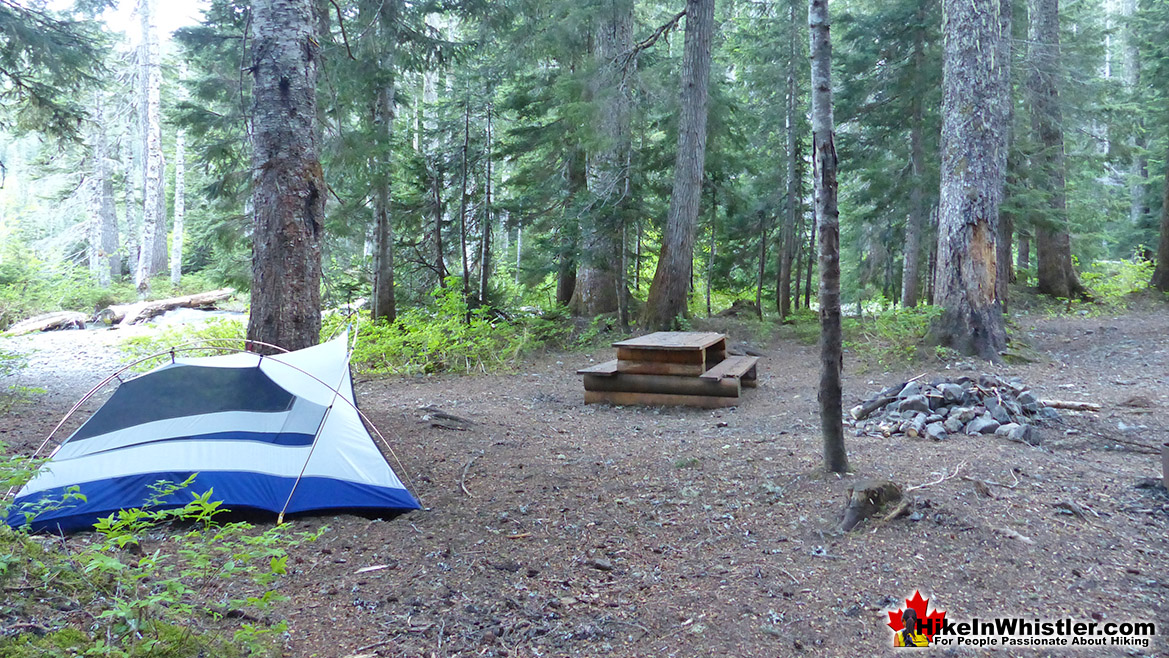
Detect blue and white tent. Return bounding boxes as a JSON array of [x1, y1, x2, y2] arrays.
[[7, 334, 419, 533]]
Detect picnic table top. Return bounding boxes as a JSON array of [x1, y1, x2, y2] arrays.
[[611, 331, 726, 351]]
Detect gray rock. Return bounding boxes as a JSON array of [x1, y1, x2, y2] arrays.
[[943, 416, 965, 434], [979, 373, 1003, 388], [924, 422, 947, 441], [984, 397, 1013, 424], [995, 422, 1020, 437], [898, 381, 923, 399], [1006, 424, 1035, 445], [898, 395, 931, 414], [1039, 406, 1060, 421], [927, 394, 944, 410], [1017, 390, 1038, 407], [948, 406, 977, 423], [940, 383, 966, 403], [965, 414, 1001, 435], [926, 414, 945, 424]]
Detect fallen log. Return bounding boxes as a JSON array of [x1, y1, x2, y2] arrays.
[[5, 311, 89, 335], [97, 288, 235, 326], [1040, 399, 1101, 412], [849, 395, 898, 421]]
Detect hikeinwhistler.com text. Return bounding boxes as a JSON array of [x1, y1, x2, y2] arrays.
[[921, 617, 1156, 648]]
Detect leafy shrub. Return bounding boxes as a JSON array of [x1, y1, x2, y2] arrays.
[[789, 304, 942, 368], [1080, 258, 1153, 307], [844, 304, 942, 368], [119, 318, 247, 368], [340, 280, 568, 374], [0, 454, 321, 658]]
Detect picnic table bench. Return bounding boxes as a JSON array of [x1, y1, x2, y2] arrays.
[[578, 331, 758, 408]]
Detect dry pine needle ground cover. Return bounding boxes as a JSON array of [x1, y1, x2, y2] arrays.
[[1, 308, 1167, 657]]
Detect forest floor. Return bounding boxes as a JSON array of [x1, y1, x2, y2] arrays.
[[1, 298, 1168, 657]]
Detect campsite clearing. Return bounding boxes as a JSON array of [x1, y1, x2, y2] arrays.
[[1, 308, 1167, 657]]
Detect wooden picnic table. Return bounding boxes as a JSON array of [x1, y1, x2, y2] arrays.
[[578, 331, 758, 408]]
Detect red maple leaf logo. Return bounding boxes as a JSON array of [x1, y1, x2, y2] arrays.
[[887, 590, 947, 641]]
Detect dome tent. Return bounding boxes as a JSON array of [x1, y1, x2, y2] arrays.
[[7, 334, 419, 533]]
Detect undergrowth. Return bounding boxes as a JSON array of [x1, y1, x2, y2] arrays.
[[338, 280, 571, 375], [788, 304, 943, 369], [0, 455, 323, 657], [119, 318, 247, 370], [0, 240, 225, 330]]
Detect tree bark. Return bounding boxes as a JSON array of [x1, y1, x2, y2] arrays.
[[571, 0, 633, 317], [135, 0, 166, 296], [369, 0, 398, 324], [171, 129, 185, 286], [1028, 0, 1084, 299], [371, 80, 397, 322], [459, 101, 471, 303], [755, 210, 767, 320], [778, 1, 800, 320], [88, 92, 118, 287], [932, 0, 1010, 360], [480, 102, 494, 306], [641, 0, 715, 330], [556, 147, 585, 306], [1122, 0, 1147, 227], [1150, 146, 1169, 291], [706, 189, 716, 317], [803, 203, 816, 309], [809, 0, 848, 474], [900, 13, 927, 308], [247, 0, 325, 353]]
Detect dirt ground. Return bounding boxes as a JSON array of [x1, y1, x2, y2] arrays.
[[2, 304, 1167, 657]]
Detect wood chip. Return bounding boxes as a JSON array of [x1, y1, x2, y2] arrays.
[[994, 526, 1035, 545], [354, 564, 391, 574]]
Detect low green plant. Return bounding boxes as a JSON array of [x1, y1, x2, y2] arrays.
[[844, 304, 942, 368], [119, 317, 247, 369], [1080, 258, 1153, 308], [341, 279, 569, 374], [0, 453, 322, 657]]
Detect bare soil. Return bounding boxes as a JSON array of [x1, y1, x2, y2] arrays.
[[2, 306, 1167, 657]]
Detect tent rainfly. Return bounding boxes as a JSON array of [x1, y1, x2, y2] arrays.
[[7, 334, 419, 533]]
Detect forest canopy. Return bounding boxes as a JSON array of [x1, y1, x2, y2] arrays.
[[0, 0, 1166, 342]]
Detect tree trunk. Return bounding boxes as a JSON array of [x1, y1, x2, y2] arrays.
[[367, 0, 398, 324], [778, 4, 800, 321], [809, 0, 848, 474], [641, 0, 715, 330], [371, 82, 397, 322], [755, 211, 767, 320], [1028, 0, 1084, 299], [170, 129, 185, 286], [803, 203, 816, 309], [900, 14, 927, 308], [1122, 0, 1147, 227], [459, 101, 471, 303], [556, 147, 585, 306], [515, 223, 522, 285], [572, 0, 633, 317], [1150, 146, 1169, 291], [480, 102, 494, 306], [706, 187, 716, 317], [1017, 229, 1030, 280], [135, 0, 166, 296], [89, 92, 118, 287], [247, 0, 325, 353], [932, 0, 1010, 360]]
